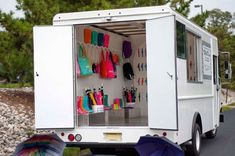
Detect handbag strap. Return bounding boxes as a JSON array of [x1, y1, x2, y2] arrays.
[[82, 45, 88, 57], [106, 50, 110, 61], [100, 49, 105, 61], [79, 44, 83, 57]]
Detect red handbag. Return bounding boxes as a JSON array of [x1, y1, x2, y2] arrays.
[[112, 54, 119, 65], [106, 50, 116, 79], [100, 50, 107, 78]]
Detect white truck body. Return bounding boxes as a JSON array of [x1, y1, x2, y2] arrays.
[[33, 6, 221, 148]]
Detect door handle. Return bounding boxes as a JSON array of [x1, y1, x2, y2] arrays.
[[167, 72, 173, 80]]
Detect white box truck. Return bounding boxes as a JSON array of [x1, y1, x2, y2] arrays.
[[33, 6, 225, 156]]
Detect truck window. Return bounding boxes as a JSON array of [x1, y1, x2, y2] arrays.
[[176, 21, 186, 59], [187, 31, 201, 82], [213, 55, 218, 85]]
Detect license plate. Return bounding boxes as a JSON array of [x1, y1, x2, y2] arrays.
[[104, 133, 122, 141]]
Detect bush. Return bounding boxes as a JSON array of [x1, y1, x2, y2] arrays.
[[0, 50, 33, 85]]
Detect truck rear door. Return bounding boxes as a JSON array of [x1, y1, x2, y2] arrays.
[[146, 16, 178, 130], [33, 26, 75, 129]]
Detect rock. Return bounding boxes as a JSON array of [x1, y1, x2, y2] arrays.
[[0, 102, 36, 155]]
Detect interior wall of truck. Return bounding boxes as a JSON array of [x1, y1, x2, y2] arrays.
[[75, 21, 148, 126]]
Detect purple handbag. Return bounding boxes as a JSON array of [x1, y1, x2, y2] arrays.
[[122, 41, 132, 58]]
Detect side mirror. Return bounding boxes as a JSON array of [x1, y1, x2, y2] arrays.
[[224, 61, 232, 79]]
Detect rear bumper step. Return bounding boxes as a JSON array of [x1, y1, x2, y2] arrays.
[[66, 142, 136, 148]]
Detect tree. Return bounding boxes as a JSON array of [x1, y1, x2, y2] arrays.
[[191, 11, 209, 27], [197, 9, 235, 88], [0, 0, 192, 85], [170, 0, 193, 17], [0, 11, 33, 83]]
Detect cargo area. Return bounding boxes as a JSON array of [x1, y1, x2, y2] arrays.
[[34, 12, 178, 130], [75, 21, 148, 126]]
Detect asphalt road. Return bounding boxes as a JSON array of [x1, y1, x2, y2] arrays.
[[201, 108, 235, 156], [85, 109, 235, 156]]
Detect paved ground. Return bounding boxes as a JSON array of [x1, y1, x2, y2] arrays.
[[201, 109, 235, 156], [85, 109, 235, 156]]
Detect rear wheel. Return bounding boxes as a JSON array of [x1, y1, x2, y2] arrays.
[[185, 124, 201, 156], [205, 128, 217, 139]]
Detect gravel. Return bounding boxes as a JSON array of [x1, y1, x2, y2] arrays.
[[0, 102, 35, 155]]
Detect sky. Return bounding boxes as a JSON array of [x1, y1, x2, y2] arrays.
[[0, 0, 234, 18], [189, 0, 235, 17]]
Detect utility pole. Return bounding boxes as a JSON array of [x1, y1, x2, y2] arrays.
[[194, 4, 203, 14]]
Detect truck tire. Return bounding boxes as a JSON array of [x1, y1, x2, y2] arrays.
[[205, 128, 217, 139], [185, 124, 201, 156]]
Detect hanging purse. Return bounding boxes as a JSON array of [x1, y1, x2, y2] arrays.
[[91, 31, 98, 45], [98, 33, 104, 46], [84, 28, 92, 44], [100, 50, 108, 78], [103, 34, 110, 48], [112, 53, 119, 65], [75, 51, 81, 77], [106, 50, 116, 79], [78, 45, 93, 76]]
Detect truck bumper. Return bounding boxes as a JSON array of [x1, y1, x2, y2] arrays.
[[66, 142, 135, 148]]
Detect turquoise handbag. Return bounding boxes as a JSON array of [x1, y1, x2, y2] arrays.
[[78, 45, 93, 76]]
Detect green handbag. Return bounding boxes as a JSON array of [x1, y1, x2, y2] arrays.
[[78, 45, 93, 76]]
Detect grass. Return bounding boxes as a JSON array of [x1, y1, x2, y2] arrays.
[[63, 147, 80, 156], [0, 83, 32, 88], [228, 103, 235, 107], [63, 147, 90, 156], [222, 105, 232, 112], [222, 102, 235, 113]]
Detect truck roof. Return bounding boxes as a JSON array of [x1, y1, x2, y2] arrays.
[[53, 5, 217, 40]]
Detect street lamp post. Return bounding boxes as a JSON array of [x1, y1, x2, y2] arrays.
[[194, 4, 203, 14]]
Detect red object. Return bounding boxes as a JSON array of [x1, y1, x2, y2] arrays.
[[106, 50, 115, 79], [96, 92, 103, 105], [104, 34, 110, 48], [68, 134, 75, 141], [100, 50, 108, 78], [127, 91, 132, 102], [84, 28, 92, 44], [112, 54, 119, 65]]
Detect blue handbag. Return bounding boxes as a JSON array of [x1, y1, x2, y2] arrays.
[[78, 45, 93, 76]]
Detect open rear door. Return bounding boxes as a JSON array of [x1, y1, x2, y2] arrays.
[[146, 16, 178, 130], [34, 26, 74, 129]]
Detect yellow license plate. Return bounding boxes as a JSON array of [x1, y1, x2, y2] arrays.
[[104, 133, 122, 141]]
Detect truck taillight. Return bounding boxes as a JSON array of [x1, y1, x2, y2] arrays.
[[75, 134, 82, 142], [68, 134, 75, 141]]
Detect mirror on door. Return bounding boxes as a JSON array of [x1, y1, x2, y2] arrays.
[[224, 60, 232, 79]]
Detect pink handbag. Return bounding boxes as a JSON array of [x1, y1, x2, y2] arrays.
[[104, 34, 110, 48]]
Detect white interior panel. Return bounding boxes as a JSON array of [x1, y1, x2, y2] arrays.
[[34, 26, 74, 129], [146, 16, 178, 130]]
